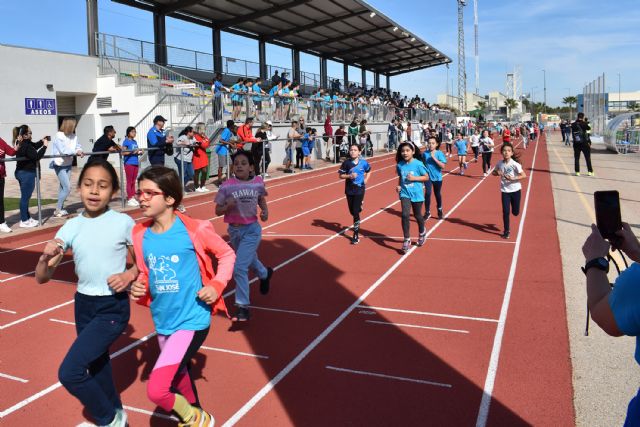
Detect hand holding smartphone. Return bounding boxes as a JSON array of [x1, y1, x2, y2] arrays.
[[594, 190, 622, 241]]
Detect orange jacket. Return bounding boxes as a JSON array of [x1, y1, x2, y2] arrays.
[[237, 124, 258, 150], [131, 211, 236, 317]]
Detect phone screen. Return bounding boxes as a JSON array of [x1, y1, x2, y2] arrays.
[[594, 190, 622, 240]]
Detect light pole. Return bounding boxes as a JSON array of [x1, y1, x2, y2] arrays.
[[544, 70, 548, 113], [618, 72, 621, 113], [530, 86, 538, 117]]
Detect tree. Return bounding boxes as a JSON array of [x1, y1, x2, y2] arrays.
[[504, 98, 519, 120], [475, 100, 487, 113], [562, 96, 577, 120], [629, 101, 640, 112]]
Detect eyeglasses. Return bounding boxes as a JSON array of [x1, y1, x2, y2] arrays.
[[135, 189, 164, 200]]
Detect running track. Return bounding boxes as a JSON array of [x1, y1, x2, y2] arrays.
[[0, 134, 574, 426]]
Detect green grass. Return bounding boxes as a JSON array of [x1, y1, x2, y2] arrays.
[[4, 198, 57, 211]]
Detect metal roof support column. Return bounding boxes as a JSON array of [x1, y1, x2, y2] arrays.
[[386, 75, 390, 91], [320, 57, 328, 89], [258, 38, 267, 80], [374, 72, 380, 89], [292, 49, 301, 84], [153, 10, 167, 65], [343, 62, 349, 90], [86, 0, 99, 56], [212, 27, 222, 74], [362, 68, 366, 89]]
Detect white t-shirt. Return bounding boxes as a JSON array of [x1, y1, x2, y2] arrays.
[[479, 136, 494, 153], [470, 134, 480, 147], [495, 159, 523, 193]]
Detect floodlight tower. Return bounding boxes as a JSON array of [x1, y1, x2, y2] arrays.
[[457, 0, 467, 113], [506, 66, 522, 112], [474, 0, 479, 95]]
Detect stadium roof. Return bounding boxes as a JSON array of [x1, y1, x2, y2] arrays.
[[112, 0, 452, 76]]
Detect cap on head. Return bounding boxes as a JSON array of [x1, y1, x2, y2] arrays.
[[153, 115, 167, 124]]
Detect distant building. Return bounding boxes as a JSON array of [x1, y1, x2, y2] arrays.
[[577, 91, 640, 114]]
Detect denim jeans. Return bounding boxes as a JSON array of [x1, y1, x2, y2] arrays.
[[174, 158, 194, 186], [227, 221, 268, 307], [58, 292, 130, 426], [14, 169, 36, 221], [54, 165, 72, 211]]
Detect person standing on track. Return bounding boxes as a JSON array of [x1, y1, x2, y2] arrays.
[[338, 143, 372, 245], [492, 142, 526, 239], [423, 136, 447, 220], [129, 166, 235, 427], [571, 112, 594, 176], [396, 142, 429, 253], [479, 129, 495, 176], [35, 159, 138, 427], [215, 151, 273, 322]]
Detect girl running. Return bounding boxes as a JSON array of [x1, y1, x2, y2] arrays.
[[470, 129, 480, 162], [338, 143, 372, 245], [130, 166, 236, 427], [215, 151, 273, 322], [492, 142, 527, 239], [454, 133, 469, 175], [35, 158, 137, 427], [444, 128, 453, 157], [479, 129, 495, 176], [396, 142, 429, 253], [423, 136, 447, 220], [122, 126, 142, 207]]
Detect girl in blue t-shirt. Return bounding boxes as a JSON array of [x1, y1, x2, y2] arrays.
[[301, 127, 314, 170], [454, 133, 469, 175], [35, 159, 137, 427], [423, 136, 448, 220], [122, 126, 142, 207], [338, 143, 372, 245], [130, 166, 235, 426], [396, 142, 429, 253]]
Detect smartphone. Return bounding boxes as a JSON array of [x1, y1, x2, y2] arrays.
[[594, 190, 622, 240]]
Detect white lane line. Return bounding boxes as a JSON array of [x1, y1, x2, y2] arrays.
[[221, 165, 487, 426], [261, 234, 515, 244], [0, 372, 29, 383], [0, 332, 157, 418], [0, 260, 74, 284], [122, 405, 179, 421], [246, 305, 320, 317], [365, 320, 470, 334], [201, 346, 269, 360], [0, 309, 17, 314], [325, 366, 452, 388], [475, 136, 541, 427], [358, 305, 499, 323], [0, 300, 74, 330], [49, 318, 75, 326]]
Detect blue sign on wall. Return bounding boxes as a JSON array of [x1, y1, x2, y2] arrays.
[[25, 98, 56, 115]]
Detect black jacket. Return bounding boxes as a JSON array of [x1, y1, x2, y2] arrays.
[[571, 120, 590, 144], [15, 140, 47, 172]]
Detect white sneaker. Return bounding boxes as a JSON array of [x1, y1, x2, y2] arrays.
[[177, 204, 186, 213], [0, 222, 12, 233], [264, 173, 270, 178], [202, 186, 211, 192], [20, 219, 38, 228], [483, 172, 488, 177], [126, 198, 139, 207], [53, 209, 69, 217], [195, 187, 205, 193]]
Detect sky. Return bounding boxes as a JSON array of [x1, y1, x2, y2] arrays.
[[0, 0, 638, 107]]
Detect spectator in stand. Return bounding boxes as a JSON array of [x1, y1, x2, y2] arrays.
[[231, 77, 247, 121], [237, 117, 261, 153], [193, 122, 211, 193], [89, 126, 119, 162], [323, 113, 333, 161], [251, 78, 267, 121], [212, 72, 230, 121], [122, 126, 142, 207], [0, 136, 17, 232], [268, 81, 283, 122], [271, 70, 281, 87], [51, 117, 84, 217], [279, 80, 293, 121], [289, 82, 301, 118], [13, 125, 49, 228], [147, 115, 174, 166]]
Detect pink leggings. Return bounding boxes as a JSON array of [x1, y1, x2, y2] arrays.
[[124, 164, 138, 200], [146, 328, 209, 411]]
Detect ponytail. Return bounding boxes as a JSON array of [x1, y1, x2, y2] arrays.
[[12, 125, 29, 145]]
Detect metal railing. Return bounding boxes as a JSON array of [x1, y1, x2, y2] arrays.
[[1, 131, 394, 226]]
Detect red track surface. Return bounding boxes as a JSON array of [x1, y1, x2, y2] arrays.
[[0, 135, 574, 426]]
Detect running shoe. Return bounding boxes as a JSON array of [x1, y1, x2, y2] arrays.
[[351, 232, 360, 245], [401, 239, 411, 254], [19, 218, 38, 228], [437, 208, 444, 219], [587, 172, 594, 177], [0, 222, 11, 233], [501, 231, 510, 240], [483, 172, 488, 177], [260, 267, 273, 295], [53, 209, 69, 217], [423, 212, 431, 221], [417, 230, 427, 247], [178, 407, 214, 427], [575, 172, 581, 176], [195, 187, 205, 193], [126, 198, 139, 207], [233, 306, 251, 322]]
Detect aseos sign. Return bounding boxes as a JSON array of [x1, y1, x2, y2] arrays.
[[25, 98, 57, 115]]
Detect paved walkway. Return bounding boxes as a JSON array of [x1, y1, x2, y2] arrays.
[[548, 130, 640, 426]]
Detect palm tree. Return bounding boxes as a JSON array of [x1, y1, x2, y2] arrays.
[[562, 96, 577, 120], [504, 98, 519, 120], [475, 100, 487, 113]]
